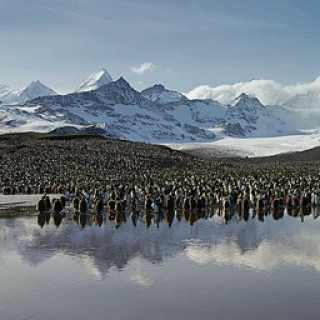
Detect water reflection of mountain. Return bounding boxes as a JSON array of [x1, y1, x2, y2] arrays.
[[1, 209, 320, 277]]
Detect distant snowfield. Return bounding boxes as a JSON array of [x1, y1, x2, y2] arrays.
[[166, 133, 320, 158]]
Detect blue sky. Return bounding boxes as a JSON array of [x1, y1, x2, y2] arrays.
[[1, 0, 320, 93]]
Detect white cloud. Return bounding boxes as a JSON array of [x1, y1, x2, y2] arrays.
[[186, 76, 320, 106], [131, 62, 156, 75]]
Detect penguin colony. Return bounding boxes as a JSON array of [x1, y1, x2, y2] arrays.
[[1, 134, 320, 226]]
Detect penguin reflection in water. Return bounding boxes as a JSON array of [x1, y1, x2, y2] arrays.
[[36, 196, 47, 228], [73, 198, 87, 228], [115, 211, 126, 228], [94, 214, 104, 227], [37, 196, 46, 215], [79, 214, 87, 228], [37, 213, 46, 228], [36, 195, 53, 227]]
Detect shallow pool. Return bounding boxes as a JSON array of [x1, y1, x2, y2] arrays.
[[1, 209, 320, 320]]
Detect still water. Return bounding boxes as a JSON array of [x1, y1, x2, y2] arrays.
[[1, 209, 320, 320]]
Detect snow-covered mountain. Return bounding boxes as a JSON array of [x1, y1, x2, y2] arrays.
[[0, 79, 302, 142], [1, 70, 320, 150], [0, 80, 57, 105], [223, 93, 288, 136], [21, 77, 221, 141], [75, 69, 113, 92]]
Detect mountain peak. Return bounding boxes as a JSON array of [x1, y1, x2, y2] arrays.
[[75, 69, 113, 92], [141, 84, 185, 104], [235, 92, 252, 100], [233, 93, 263, 107], [21, 80, 57, 100], [27, 79, 45, 88], [143, 84, 166, 93], [115, 77, 131, 88]]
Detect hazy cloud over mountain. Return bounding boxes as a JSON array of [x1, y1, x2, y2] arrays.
[[187, 77, 320, 105]]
